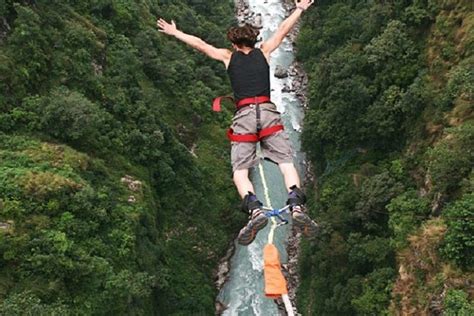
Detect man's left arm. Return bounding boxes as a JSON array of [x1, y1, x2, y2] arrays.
[[260, 0, 314, 58]]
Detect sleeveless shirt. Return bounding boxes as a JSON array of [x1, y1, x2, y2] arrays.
[[227, 49, 270, 101]]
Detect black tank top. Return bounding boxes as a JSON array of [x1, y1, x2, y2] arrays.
[[227, 49, 270, 101]]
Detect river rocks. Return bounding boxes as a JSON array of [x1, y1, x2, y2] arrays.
[[214, 239, 235, 315], [235, 0, 263, 29], [274, 65, 289, 78], [288, 63, 309, 108], [215, 242, 234, 290], [254, 13, 263, 29], [282, 83, 293, 93], [215, 300, 229, 315]]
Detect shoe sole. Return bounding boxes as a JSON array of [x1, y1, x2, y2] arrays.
[[237, 215, 268, 246], [293, 212, 319, 236]]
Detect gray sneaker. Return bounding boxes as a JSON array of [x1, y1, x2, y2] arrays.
[[291, 205, 319, 236], [237, 209, 268, 245]]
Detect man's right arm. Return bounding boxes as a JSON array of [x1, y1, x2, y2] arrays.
[[157, 18, 231, 66]]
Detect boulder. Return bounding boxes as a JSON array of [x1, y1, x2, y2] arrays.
[[274, 65, 288, 78]]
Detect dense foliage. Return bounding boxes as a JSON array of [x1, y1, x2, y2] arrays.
[[297, 0, 473, 314], [0, 0, 242, 314], [1, 0, 472, 314]]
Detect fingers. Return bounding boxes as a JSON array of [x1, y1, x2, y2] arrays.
[[156, 18, 168, 27]]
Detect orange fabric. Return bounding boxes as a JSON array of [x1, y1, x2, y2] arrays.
[[263, 244, 288, 298]]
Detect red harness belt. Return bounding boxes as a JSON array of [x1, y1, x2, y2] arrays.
[[212, 95, 272, 112], [227, 124, 284, 142], [212, 95, 284, 142]]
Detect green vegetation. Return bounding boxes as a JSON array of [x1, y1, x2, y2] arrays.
[[298, 0, 473, 314], [444, 289, 474, 316], [1, 0, 472, 314], [442, 193, 474, 268], [0, 0, 241, 314]]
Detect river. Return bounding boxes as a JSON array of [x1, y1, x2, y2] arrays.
[[216, 1, 306, 315]]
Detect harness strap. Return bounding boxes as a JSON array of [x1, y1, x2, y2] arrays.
[[256, 103, 262, 131], [227, 124, 284, 142], [212, 95, 271, 112], [212, 96, 234, 112], [213, 95, 280, 142], [236, 96, 271, 109]]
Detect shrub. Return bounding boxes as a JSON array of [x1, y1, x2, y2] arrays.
[[24, 87, 114, 150], [427, 122, 474, 195], [443, 289, 474, 315], [351, 268, 395, 315], [355, 171, 404, 228], [441, 193, 474, 269], [0, 291, 69, 316], [387, 191, 430, 249]]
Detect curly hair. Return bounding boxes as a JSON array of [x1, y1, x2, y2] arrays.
[[227, 24, 260, 48]]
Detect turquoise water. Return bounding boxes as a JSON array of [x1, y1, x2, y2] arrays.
[[217, 1, 305, 315]]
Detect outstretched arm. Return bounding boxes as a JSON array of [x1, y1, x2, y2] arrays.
[[157, 18, 231, 66], [261, 0, 314, 57]]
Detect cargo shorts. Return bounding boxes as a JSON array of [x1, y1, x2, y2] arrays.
[[230, 102, 294, 172]]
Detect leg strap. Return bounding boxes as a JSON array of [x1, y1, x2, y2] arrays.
[[227, 125, 284, 142], [241, 192, 262, 214], [287, 185, 307, 206]]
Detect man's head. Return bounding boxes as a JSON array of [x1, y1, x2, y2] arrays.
[[227, 24, 260, 49]]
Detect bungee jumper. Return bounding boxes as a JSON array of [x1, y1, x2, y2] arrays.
[[157, 0, 318, 246]]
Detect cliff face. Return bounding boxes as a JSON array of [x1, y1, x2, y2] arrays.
[[297, 0, 473, 314], [0, 1, 242, 314]]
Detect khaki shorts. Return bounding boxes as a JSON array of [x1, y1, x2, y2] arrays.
[[230, 102, 294, 172]]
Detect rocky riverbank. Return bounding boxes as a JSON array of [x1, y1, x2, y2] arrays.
[[215, 239, 235, 314]]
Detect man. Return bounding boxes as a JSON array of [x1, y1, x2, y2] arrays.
[[158, 0, 318, 245]]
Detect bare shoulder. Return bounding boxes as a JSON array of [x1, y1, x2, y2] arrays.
[[258, 44, 271, 62], [220, 49, 233, 68], [220, 48, 233, 58]]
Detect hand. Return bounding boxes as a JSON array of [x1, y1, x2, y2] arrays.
[[157, 18, 178, 36], [295, 0, 314, 11]]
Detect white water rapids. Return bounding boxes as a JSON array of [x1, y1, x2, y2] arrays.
[[217, 1, 306, 315]]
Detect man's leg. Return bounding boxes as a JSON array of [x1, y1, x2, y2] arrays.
[[233, 168, 255, 198], [233, 168, 268, 245], [278, 162, 300, 191], [278, 162, 319, 236]]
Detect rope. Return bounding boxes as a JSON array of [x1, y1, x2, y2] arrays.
[[258, 162, 295, 316], [258, 163, 277, 244]]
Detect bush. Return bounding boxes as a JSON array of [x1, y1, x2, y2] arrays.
[[355, 171, 404, 229], [0, 291, 69, 316], [440, 60, 474, 109], [24, 87, 114, 150], [351, 268, 395, 315], [387, 191, 430, 249], [364, 20, 419, 88], [443, 289, 474, 315], [427, 122, 474, 195], [441, 193, 474, 268]]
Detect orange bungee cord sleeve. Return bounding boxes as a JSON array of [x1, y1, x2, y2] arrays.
[[263, 244, 288, 298]]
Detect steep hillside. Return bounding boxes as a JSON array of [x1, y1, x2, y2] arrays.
[[0, 1, 241, 314], [297, 0, 473, 314]]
